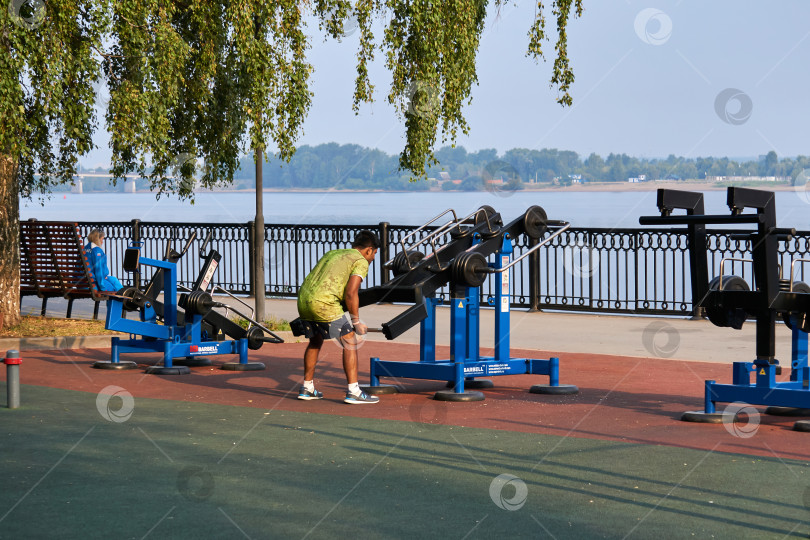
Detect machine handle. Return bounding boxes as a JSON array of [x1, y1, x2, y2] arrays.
[[198, 229, 213, 258], [789, 258, 810, 292], [491, 222, 571, 274], [384, 209, 459, 267], [179, 230, 198, 257]]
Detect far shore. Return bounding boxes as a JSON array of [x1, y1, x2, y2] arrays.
[[64, 180, 799, 195], [204, 180, 798, 194]]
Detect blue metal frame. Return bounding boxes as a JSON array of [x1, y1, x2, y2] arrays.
[[369, 233, 573, 394], [701, 325, 809, 413], [105, 254, 249, 368]]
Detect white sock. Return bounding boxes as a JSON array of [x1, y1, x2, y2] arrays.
[[348, 382, 361, 395], [303, 380, 315, 392]]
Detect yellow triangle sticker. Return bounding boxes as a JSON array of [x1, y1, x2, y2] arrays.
[[458, 301, 463, 308], [759, 368, 766, 375]]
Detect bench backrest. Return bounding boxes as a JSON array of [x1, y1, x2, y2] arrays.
[[19, 220, 102, 300]]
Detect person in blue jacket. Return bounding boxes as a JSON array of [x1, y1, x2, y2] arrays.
[[84, 229, 123, 292]]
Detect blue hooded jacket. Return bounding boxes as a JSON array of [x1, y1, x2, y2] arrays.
[[84, 243, 119, 292]]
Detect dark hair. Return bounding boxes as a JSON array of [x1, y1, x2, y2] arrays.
[[352, 230, 381, 249]]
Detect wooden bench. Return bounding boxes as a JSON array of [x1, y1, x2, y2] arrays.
[[19, 220, 113, 319]]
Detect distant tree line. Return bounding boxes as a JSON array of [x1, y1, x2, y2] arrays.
[[76, 145, 810, 192], [236, 146, 810, 189]]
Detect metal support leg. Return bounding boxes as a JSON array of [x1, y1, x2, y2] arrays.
[[681, 380, 727, 423], [93, 335, 138, 370]]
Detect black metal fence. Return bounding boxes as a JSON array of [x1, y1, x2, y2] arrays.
[[77, 220, 810, 317]]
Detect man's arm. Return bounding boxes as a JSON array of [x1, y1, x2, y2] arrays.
[[344, 275, 367, 334]]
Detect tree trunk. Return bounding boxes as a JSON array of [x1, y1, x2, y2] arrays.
[[0, 152, 20, 327]]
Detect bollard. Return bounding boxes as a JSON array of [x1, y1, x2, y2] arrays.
[[4, 350, 21, 409]]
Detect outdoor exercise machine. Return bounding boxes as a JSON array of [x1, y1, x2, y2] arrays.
[[356, 205, 578, 401], [93, 230, 282, 374], [640, 187, 810, 431]]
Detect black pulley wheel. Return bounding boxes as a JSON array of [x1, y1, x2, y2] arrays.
[[118, 287, 142, 311], [705, 275, 749, 329], [450, 226, 471, 239], [781, 281, 810, 331], [476, 205, 500, 226], [523, 206, 548, 239], [478, 205, 496, 218]]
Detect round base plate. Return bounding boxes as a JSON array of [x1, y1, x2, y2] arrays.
[[446, 379, 494, 389], [221, 362, 266, 371], [681, 410, 727, 424], [529, 384, 579, 395], [363, 385, 401, 395], [93, 361, 138, 370], [793, 420, 810, 432], [765, 407, 810, 417], [173, 357, 213, 367], [433, 390, 485, 402], [145, 366, 190, 375]]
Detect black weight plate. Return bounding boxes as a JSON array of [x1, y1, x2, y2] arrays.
[[246, 326, 265, 350], [706, 275, 749, 329], [392, 250, 425, 276], [391, 251, 408, 276], [523, 206, 548, 239], [406, 250, 424, 268], [453, 252, 487, 287]]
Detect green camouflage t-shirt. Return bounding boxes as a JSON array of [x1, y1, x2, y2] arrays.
[[297, 249, 370, 322]]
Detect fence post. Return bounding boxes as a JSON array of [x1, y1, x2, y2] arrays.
[[130, 219, 141, 290], [378, 221, 390, 285], [528, 236, 541, 312]]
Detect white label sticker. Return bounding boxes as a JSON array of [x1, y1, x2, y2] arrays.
[[501, 297, 509, 313], [501, 256, 510, 295], [200, 260, 218, 292]]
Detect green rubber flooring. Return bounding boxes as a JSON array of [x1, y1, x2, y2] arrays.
[[1, 384, 809, 539]]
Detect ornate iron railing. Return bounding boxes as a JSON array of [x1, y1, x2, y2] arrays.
[[73, 220, 810, 316]]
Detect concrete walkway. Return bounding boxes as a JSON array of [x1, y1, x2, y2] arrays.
[[18, 294, 797, 364]]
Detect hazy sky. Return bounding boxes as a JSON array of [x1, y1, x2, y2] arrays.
[[81, 1, 810, 168]]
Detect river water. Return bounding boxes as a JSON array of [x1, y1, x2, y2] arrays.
[[20, 189, 810, 229]]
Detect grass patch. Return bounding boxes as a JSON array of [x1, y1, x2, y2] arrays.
[[0, 313, 291, 339], [230, 314, 291, 331], [0, 316, 121, 338]]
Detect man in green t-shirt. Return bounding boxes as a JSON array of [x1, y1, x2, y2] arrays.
[[296, 230, 381, 404]]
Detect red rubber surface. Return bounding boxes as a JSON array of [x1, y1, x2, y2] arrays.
[[9, 342, 810, 461]]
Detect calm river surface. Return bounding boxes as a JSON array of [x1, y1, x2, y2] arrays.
[[19, 189, 810, 229]]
